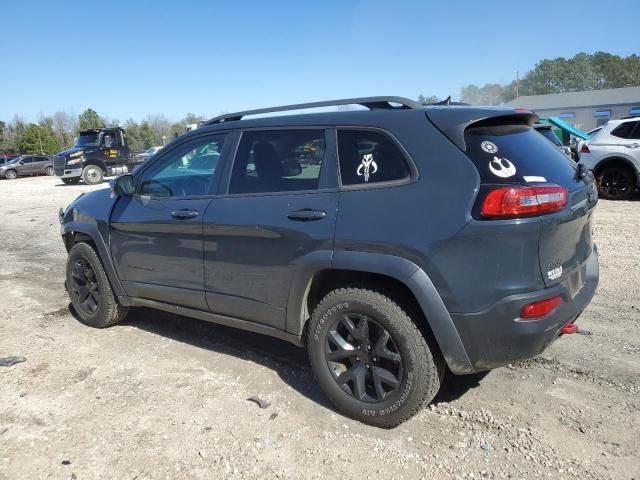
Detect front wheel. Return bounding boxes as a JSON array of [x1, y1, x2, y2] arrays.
[[82, 165, 104, 185], [66, 242, 128, 328], [597, 166, 635, 200], [308, 288, 444, 427], [45, 166, 55, 176], [4, 169, 17, 179]]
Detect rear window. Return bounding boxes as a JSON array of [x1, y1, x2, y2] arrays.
[[611, 121, 639, 139], [537, 128, 562, 146], [464, 124, 578, 188]]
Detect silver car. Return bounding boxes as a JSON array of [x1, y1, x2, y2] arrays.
[[0, 155, 55, 179], [578, 118, 640, 199]]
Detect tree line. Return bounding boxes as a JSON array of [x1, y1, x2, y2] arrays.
[[0, 109, 204, 155], [3, 51, 638, 155], [420, 51, 640, 106]]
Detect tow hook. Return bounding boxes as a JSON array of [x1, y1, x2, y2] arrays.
[[560, 323, 578, 335]]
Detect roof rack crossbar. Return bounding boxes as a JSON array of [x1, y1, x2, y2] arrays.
[[205, 96, 422, 125]]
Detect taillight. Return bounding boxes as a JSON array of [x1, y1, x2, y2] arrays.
[[481, 185, 567, 218], [580, 144, 590, 153], [520, 296, 563, 319]]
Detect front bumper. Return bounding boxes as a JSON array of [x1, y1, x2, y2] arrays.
[[55, 167, 82, 178], [450, 245, 599, 372]]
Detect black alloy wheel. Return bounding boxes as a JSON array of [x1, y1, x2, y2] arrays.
[[70, 258, 100, 316], [598, 166, 634, 200], [326, 313, 403, 402]]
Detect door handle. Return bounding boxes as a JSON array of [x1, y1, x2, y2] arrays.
[[171, 209, 199, 219], [626, 143, 640, 149], [287, 209, 327, 222]]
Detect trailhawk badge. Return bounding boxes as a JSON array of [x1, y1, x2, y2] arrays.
[[357, 153, 378, 182], [547, 265, 563, 280]]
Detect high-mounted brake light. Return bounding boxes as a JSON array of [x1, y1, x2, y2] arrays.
[[580, 144, 590, 153], [481, 185, 567, 218], [520, 296, 563, 319]]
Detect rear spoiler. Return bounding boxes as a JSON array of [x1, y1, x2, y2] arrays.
[[425, 106, 538, 151]]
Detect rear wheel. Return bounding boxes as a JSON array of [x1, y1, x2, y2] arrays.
[[4, 169, 17, 179], [82, 165, 104, 185], [597, 165, 635, 200], [66, 242, 128, 328], [61, 177, 80, 185], [45, 166, 55, 176], [308, 287, 444, 427]]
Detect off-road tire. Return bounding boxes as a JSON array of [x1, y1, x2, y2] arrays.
[[66, 242, 128, 328], [61, 177, 80, 185], [308, 287, 444, 428], [597, 165, 635, 200], [4, 169, 17, 179], [82, 165, 104, 185]]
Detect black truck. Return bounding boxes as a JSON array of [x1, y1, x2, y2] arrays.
[[53, 127, 136, 185]]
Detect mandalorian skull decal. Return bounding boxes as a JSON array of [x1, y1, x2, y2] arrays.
[[357, 153, 378, 182]]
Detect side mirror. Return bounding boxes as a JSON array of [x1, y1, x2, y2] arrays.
[[110, 174, 134, 197]]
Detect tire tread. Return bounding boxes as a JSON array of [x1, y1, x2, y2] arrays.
[[308, 286, 444, 428]]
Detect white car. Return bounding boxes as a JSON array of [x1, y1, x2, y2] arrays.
[[576, 127, 602, 159], [578, 117, 640, 199]]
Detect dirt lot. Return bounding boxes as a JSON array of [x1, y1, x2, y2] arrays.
[[1, 176, 639, 480]]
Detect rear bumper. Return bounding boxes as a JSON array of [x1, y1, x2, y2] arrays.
[[450, 245, 599, 372], [55, 167, 82, 178]]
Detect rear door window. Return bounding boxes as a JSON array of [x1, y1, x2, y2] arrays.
[[337, 129, 410, 186], [464, 123, 578, 188], [228, 130, 326, 194]]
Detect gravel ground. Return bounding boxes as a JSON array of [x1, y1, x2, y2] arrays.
[[1, 176, 639, 480]]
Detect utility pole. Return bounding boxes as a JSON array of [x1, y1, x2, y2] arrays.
[[515, 70, 520, 99], [38, 127, 43, 154]]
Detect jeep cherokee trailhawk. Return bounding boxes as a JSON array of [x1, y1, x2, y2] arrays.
[[59, 97, 599, 427]]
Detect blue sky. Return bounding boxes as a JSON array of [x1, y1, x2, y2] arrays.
[[1, 0, 638, 122]]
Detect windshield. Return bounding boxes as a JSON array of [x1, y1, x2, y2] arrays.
[[6, 156, 23, 164], [75, 133, 99, 147]]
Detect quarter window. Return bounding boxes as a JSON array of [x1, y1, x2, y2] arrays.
[[337, 130, 410, 186], [611, 121, 638, 139], [229, 130, 325, 194], [138, 134, 227, 197]]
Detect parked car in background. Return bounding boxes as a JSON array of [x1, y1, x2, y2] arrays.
[[59, 96, 599, 427], [134, 146, 163, 163], [534, 124, 574, 160], [0, 155, 55, 179], [579, 117, 640, 200], [0, 154, 20, 166], [574, 127, 603, 159]]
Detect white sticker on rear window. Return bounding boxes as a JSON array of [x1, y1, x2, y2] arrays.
[[523, 175, 547, 183], [481, 141, 498, 154], [489, 156, 516, 178]]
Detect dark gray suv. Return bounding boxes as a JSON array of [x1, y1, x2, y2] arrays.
[[0, 155, 55, 179], [59, 97, 599, 427]]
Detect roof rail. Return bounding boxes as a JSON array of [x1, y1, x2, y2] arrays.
[[205, 96, 422, 125]]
